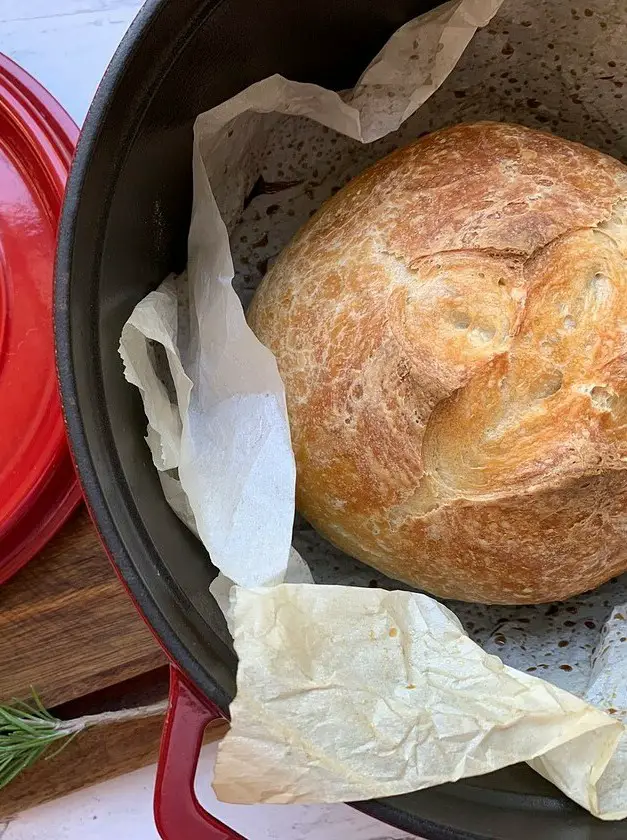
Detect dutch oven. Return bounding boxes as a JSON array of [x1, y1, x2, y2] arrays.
[[54, 0, 627, 838]]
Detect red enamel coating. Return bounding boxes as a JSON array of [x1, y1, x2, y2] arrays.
[[154, 666, 244, 840], [0, 54, 82, 583]]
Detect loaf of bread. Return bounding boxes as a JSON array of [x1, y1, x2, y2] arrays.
[[248, 122, 627, 604]]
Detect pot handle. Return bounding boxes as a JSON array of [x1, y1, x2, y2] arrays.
[[154, 665, 244, 840]]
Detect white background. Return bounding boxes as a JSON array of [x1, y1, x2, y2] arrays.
[[0, 2, 417, 838]]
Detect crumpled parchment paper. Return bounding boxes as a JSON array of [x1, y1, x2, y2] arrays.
[[213, 585, 621, 809], [119, 0, 627, 820]]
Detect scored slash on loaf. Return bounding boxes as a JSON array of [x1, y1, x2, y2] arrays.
[[248, 122, 627, 605]]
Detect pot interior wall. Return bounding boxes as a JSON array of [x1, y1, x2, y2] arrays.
[[59, 0, 437, 719]]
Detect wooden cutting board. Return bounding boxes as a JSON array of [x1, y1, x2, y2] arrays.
[[0, 505, 230, 818], [0, 505, 165, 707]]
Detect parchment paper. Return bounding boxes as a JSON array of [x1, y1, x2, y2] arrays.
[[214, 585, 621, 808], [119, 0, 627, 820]]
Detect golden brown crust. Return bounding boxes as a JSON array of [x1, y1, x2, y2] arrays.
[[248, 122, 627, 604]]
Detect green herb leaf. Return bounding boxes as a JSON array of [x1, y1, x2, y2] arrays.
[[0, 690, 73, 789]]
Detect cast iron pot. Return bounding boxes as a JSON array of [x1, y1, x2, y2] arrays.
[[54, 1, 627, 838]]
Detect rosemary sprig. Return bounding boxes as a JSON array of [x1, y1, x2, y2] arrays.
[[0, 692, 72, 789], [0, 690, 167, 790]]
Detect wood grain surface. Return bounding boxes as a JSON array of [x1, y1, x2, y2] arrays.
[[0, 505, 165, 707], [0, 509, 232, 817], [0, 698, 228, 819]]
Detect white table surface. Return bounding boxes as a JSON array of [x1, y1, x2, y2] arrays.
[[0, 2, 417, 838]]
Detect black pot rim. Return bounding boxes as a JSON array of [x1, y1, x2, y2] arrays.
[[54, 0, 234, 714]]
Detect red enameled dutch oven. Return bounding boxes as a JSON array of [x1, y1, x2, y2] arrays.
[[0, 54, 81, 585], [54, 1, 627, 839]]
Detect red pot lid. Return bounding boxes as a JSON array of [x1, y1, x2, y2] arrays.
[[0, 54, 82, 584]]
